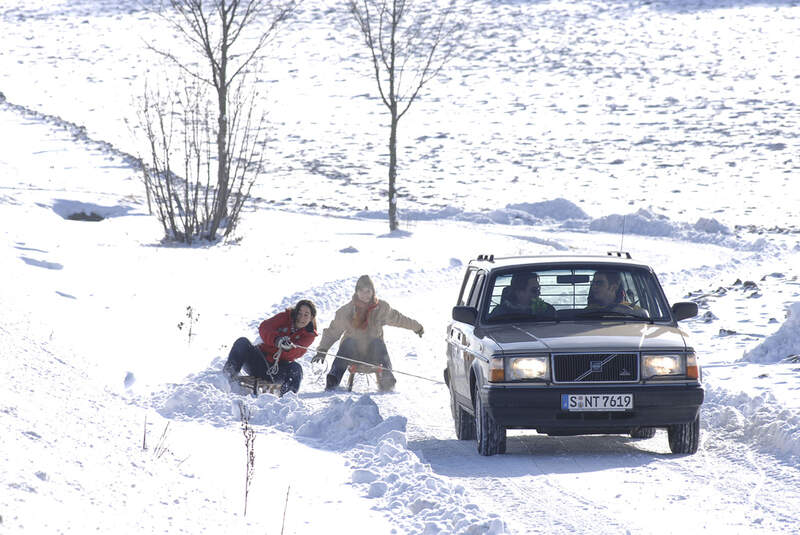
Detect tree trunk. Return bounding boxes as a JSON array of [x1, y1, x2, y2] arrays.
[[213, 85, 228, 237], [210, 35, 229, 240], [388, 105, 399, 231]]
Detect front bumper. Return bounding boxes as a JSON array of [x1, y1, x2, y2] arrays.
[[481, 383, 704, 435]]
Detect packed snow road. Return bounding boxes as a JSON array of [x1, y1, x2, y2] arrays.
[[306, 252, 800, 534]]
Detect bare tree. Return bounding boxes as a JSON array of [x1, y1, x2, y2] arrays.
[[349, 0, 465, 231], [144, 0, 296, 241], [138, 74, 265, 242]]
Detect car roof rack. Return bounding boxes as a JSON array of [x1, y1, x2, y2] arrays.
[[607, 251, 632, 259]]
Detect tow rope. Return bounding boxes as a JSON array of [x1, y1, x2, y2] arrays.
[[283, 343, 445, 385]]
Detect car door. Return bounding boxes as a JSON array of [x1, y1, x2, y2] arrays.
[[450, 269, 486, 399], [448, 268, 476, 394]]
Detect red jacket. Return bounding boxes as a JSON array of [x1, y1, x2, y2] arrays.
[[258, 309, 317, 364]]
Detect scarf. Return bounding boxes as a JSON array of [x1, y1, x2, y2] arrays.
[[352, 297, 378, 329]]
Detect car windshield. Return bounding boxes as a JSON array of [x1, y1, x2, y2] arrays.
[[483, 265, 671, 323]]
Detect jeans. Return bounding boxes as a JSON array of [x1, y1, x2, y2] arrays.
[[223, 337, 303, 395]]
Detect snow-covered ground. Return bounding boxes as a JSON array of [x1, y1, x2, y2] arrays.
[[2, 0, 800, 533]]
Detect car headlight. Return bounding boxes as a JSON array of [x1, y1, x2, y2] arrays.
[[642, 354, 685, 379], [506, 356, 549, 381]]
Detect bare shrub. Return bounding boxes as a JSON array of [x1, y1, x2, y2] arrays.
[[139, 0, 296, 243], [138, 75, 266, 243], [239, 401, 256, 516]]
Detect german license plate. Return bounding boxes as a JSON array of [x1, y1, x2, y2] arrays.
[[561, 393, 633, 412]]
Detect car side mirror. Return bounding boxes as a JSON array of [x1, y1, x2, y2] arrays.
[[672, 302, 698, 321], [452, 306, 478, 325]]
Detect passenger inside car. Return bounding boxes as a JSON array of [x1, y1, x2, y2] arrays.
[[489, 272, 556, 319]]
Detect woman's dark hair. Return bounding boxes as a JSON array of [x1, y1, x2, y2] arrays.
[[292, 299, 317, 331]]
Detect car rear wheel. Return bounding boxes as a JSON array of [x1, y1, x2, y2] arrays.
[[630, 426, 657, 439], [450, 381, 475, 440], [668, 414, 700, 454], [475, 391, 506, 456]]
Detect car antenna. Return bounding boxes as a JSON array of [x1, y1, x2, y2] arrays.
[[619, 215, 626, 252]]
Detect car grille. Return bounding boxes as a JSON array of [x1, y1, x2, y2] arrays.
[[552, 353, 639, 383]]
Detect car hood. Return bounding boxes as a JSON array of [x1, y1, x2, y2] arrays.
[[482, 322, 688, 353]]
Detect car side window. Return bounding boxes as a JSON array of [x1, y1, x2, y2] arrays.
[[458, 269, 478, 306], [467, 273, 485, 309]]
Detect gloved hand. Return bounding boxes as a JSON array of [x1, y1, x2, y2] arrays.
[[415, 325, 424, 338], [311, 349, 327, 364], [275, 336, 293, 350]]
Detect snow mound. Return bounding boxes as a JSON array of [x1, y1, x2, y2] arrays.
[[589, 209, 675, 237], [153, 369, 238, 426], [51, 199, 134, 220], [740, 302, 800, 363], [694, 217, 731, 234], [295, 395, 407, 448], [506, 198, 589, 221], [587, 210, 769, 251], [704, 386, 800, 462], [348, 433, 507, 534]]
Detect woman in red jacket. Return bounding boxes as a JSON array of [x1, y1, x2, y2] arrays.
[[223, 299, 318, 396]]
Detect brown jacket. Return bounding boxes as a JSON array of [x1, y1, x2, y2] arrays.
[[317, 299, 422, 357]]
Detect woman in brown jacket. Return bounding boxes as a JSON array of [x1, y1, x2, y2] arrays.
[[312, 275, 423, 391]]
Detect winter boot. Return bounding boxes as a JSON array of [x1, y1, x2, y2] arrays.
[[222, 362, 238, 381], [325, 373, 340, 391], [378, 372, 397, 392]]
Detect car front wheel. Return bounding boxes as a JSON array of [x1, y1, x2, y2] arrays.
[[668, 414, 700, 454], [450, 381, 476, 440], [474, 391, 506, 456]]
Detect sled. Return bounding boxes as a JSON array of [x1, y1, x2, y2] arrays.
[[345, 363, 392, 392], [237, 375, 282, 396]]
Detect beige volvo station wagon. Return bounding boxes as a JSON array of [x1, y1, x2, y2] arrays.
[[444, 253, 703, 456]]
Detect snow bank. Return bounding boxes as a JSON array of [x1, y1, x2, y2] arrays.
[[357, 198, 587, 227], [740, 302, 800, 363], [506, 198, 590, 221], [347, 432, 506, 535], [149, 372, 506, 534], [704, 385, 800, 462], [353, 201, 771, 252], [589, 209, 675, 237], [294, 395, 407, 449]]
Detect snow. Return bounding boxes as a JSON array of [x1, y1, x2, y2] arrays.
[[2, 0, 800, 533], [742, 302, 800, 364]]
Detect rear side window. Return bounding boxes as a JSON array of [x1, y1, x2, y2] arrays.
[[457, 269, 478, 306], [467, 273, 485, 309]]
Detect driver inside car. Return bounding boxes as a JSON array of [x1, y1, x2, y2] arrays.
[[586, 270, 642, 309]]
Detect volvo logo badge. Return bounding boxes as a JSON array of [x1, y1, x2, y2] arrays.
[[590, 361, 603, 372]]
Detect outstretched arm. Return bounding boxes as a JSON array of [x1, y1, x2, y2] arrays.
[[383, 302, 423, 335], [316, 307, 348, 353]]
